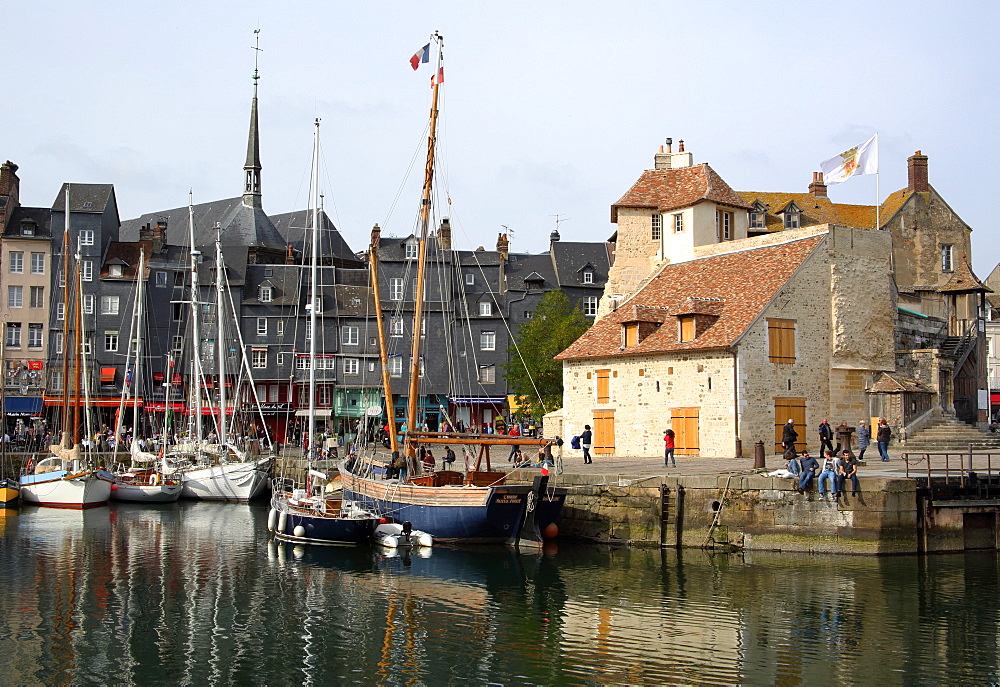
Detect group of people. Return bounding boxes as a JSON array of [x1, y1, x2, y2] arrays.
[[786, 448, 860, 498], [783, 417, 894, 463]]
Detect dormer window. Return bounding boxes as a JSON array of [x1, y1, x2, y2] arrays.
[[624, 323, 639, 347], [109, 264, 124, 278], [782, 203, 801, 230], [405, 241, 418, 260], [749, 202, 766, 230], [259, 285, 273, 302], [20, 221, 34, 236], [583, 270, 594, 284]]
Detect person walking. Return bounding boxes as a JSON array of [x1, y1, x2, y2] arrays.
[[581, 425, 593, 464], [782, 419, 798, 457], [876, 418, 891, 461], [818, 419, 834, 457], [663, 428, 676, 467], [856, 420, 871, 461], [507, 423, 521, 461]]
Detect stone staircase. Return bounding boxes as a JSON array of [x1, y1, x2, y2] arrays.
[[901, 415, 1000, 453]]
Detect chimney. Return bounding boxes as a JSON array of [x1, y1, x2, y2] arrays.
[[654, 138, 674, 170], [550, 229, 561, 243], [438, 217, 452, 251], [0, 161, 21, 232], [139, 222, 152, 241], [808, 171, 828, 198], [678, 139, 685, 152], [152, 218, 167, 254], [496, 232, 509, 261], [908, 151, 929, 192], [286, 244, 296, 265]]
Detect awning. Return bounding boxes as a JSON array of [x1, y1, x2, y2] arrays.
[[100, 367, 116, 382], [992, 392, 1000, 405], [4, 396, 43, 417], [450, 397, 505, 404], [43, 396, 141, 407]]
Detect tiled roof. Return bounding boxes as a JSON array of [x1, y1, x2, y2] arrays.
[[938, 259, 992, 293], [868, 372, 934, 394], [555, 234, 825, 360], [612, 164, 751, 222], [738, 191, 878, 231]]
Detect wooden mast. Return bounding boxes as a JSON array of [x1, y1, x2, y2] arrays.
[[404, 31, 443, 458], [368, 224, 400, 459]]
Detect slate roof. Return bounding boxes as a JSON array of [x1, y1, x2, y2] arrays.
[[51, 183, 115, 214], [3, 206, 51, 238], [612, 164, 751, 223], [101, 242, 151, 280], [555, 234, 825, 360], [270, 209, 361, 266], [550, 241, 611, 287]]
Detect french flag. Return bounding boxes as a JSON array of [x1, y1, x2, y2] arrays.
[[410, 43, 430, 71]]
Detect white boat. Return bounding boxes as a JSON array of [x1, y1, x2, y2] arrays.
[[181, 455, 272, 501], [19, 456, 114, 509], [113, 477, 183, 503], [375, 521, 433, 549]]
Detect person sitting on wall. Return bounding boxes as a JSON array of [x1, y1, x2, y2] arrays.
[[422, 448, 435, 472], [818, 450, 839, 499], [797, 450, 819, 494], [786, 452, 801, 477], [443, 446, 456, 468], [840, 450, 860, 496]]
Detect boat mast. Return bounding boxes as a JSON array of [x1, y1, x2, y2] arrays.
[[215, 226, 228, 446], [307, 119, 321, 471], [132, 250, 146, 452], [368, 224, 400, 458], [72, 256, 83, 447], [60, 185, 72, 447], [405, 31, 443, 456], [187, 194, 204, 441]]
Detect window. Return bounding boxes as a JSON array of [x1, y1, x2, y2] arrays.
[[7, 286, 22, 308], [524, 311, 533, 319], [259, 285, 273, 302], [296, 356, 311, 370], [318, 385, 333, 406], [583, 269, 594, 284], [673, 214, 684, 233], [390, 278, 404, 301], [8, 251, 23, 274], [58, 271, 65, 288], [389, 355, 403, 377], [29, 286, 44, 308], [171, 303, 183, 322], [268, 385, 279, 402], [480, 330, 496, 351], [172, 335, 183, 352], [716, 210, 733, 240], [651, 214, 662, 241], [749, 202, 766, 230], [174, 271, 185, 286], [257, 318, 267, 336], [54, 332, 63, 355], [20, 222, 34, 236], [5, 323, 20, 348], [465, 272, 475, 286], [264, 268, 273, 277], [342, 326, 359, 346], [596, 368, 610, 403], [478, 364, 495, 384], [419, 357, 425, 378], [100, 295, 119, 315], [50, 370, 63, 392], [624, 323, 639, 347], [479, 301, 492, 317], [105, 331, 119, 352], [252, 350, 267, 368], [343, 358, 359, 375], [83, 294, 94, 314], [783, 208, 800, 230], [405, 242, 418, 259], [767, 318, 796, 364], [390, 316, 403, 337], [369, 337, 377, 346], [679, 315, 695, 342], [109, 264, 123, 278], [78, 230, 94, 248], [30, 253, 44, 274], [941, 244, 954, 272], [81, 260, 93, 281], [28, 323, 43, 349], [584, 297, 598, 316], [155, 272, 167, 287], [57, 303, 65, 321], [277, 320, 284, 336]]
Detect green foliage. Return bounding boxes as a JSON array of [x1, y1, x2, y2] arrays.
[[503, 290, 590, 422]]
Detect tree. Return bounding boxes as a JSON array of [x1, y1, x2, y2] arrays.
[[503, 290, 590, 423]]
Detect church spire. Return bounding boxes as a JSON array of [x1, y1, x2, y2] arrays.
[[244, 29, 263, 209]]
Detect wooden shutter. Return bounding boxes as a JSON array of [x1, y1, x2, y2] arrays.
[[767, 318, 796, 363], [624, 323, 638, 347], [773, 397, 807, 453], [596, 369, 610, 403], [670, 407, 700, 455], [593, 410, 615, 455], [679, 316, 695, 342]]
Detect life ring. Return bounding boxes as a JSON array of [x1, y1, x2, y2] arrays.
[[149, 473, 160, 485]]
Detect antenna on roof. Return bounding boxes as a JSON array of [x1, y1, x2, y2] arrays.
[[551, 214, 571, 232], [251, 28, 262, 90]]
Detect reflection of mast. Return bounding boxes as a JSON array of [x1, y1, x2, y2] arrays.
[[405, 31, 444, 457]]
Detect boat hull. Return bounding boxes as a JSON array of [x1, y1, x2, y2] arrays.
[[0, 479, 19, 506], [341, 467, 531, 543], [273, 507, 379, 545], [112, 482, 183, 503], [179, 457, 272, 502], [18, 470, 114, 509]]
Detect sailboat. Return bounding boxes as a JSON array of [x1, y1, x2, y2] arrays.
[[110, 248, 183, 502], [162, 199, 274, 502], [268, 119, 381, 545], [19, 184, 115, 508], [339, 34, 563, 545]]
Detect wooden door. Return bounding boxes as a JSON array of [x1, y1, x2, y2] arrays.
[[593, 409, 615, 455], [670, 407, 700, 456], [773, 397, 807, 453]]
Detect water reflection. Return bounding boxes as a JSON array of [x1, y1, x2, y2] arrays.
[[1, 504, 1000, 684]]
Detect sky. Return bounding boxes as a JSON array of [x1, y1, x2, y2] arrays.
[[4, 2, 999, 274]]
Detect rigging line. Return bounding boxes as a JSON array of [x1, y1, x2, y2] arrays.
[[381, 122, 431, 232]]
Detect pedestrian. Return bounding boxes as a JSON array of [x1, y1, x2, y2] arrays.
[[581, 425, 593, 464], [818, 418, 834, 457], [856, 420, 870, 461], [422, 448, 435, 472], [663, 428, 676, 467], [876, 418, 891, 461], [840, 449, 859, 496], [818, 450, 838, 499], [507, 423, 521, 461], [797, 450, 819, 494], [782, 419, 798, 456]]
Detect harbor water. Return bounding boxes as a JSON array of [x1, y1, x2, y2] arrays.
[[1, 502, 999, 685]]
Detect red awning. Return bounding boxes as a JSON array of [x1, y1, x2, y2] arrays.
[[100, 367, 116, 382], [992, 392, 1000, 405]]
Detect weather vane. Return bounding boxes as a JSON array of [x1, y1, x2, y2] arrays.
[[252, 28, 262, 86]]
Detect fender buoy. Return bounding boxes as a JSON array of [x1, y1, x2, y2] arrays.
[[267, 508, 278, 532], [293, 525, 306, 538], [277, 512, 287, 534]]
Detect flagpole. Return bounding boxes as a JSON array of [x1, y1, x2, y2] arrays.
[[875, 132, 881, 230]]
